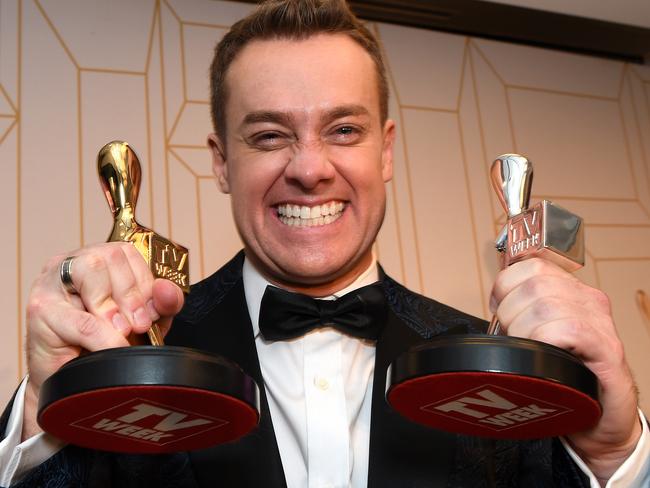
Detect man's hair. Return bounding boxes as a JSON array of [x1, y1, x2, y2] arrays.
[[209, 0, 389, 137]]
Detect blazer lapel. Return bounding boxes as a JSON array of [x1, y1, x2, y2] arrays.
[[168, 269, 287, 487], [367, 278, 457, 487]]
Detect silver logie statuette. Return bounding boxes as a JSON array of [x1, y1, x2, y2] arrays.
[[386, 153, 600, 440], [488, 154, 584, 335]]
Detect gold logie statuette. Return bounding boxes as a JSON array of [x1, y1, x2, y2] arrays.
[[39, 142, 258, 455], [98, 141, 190, 345]]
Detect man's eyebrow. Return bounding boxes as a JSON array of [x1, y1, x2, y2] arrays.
[[322, 105, 370, 124], [241, 111, 294, 127], [240, 105, 371, 128]]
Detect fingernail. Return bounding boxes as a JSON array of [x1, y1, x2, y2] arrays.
[[146, 299, 160, 321], [489, 295, 497, 314], [112, 312, 129, 333], [134, 307, 150, 328]]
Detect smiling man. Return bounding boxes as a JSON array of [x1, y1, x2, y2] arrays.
[[208, 33, 394, 296], [1, 0, 649, 487]]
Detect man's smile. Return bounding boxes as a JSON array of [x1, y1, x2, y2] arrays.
[[276, 201, 346, 227]]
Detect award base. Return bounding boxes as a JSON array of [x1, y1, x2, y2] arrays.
[[38, 346, 260, 453], [387, 335, 601, 439]]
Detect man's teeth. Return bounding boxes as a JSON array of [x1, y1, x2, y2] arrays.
[[277, 202, 345, 227]]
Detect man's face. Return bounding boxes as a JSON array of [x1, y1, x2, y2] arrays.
[[209, 34, 394, 294]]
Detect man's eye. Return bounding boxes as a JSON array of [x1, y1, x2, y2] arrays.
[[334, 126, 358, 137], [257, 132, 281, 142], [250, 132, 288, 149], [329, 125, 362, 144]]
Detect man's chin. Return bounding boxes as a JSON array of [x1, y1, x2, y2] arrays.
[[276, 261, 353, 286], [250, 250, 374, 295]]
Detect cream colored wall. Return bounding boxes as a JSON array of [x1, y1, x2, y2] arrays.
[[1, 0, 649, 415]]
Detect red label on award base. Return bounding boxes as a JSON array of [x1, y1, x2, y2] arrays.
[[420, 384, 571, 433], [39, 385, 259, 453], [70, 398, 228, 447], [388, 371, 601, 439]]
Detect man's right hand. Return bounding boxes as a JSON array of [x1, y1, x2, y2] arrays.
[[22, 242, 185, 440]]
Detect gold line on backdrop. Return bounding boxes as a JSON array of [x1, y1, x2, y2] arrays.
[[456, 43, 488, 318]]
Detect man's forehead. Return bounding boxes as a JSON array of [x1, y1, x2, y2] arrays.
[[227, 34, 375, 81], [232, 32, 369, 62], [223, 33, 381, 123]]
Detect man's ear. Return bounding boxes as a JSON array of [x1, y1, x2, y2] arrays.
[[381, 119, 395, 182], [207, 133, 230, 194]]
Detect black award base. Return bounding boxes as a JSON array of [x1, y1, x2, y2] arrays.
[[38, 346, 260, 453], [387, 335, 601, 439]]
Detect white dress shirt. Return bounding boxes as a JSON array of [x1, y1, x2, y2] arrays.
[[1, 256, 650, 487], [244, 257, 378, 488]]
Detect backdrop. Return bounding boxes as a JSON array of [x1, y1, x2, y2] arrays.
[[1, 0, 649, 414]]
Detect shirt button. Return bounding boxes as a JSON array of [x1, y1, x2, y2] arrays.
[[314, 376, 330, 391]]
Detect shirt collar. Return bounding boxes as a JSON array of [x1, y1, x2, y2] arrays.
[[243, 256, 380, 338]]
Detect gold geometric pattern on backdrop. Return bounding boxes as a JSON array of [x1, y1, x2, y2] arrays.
[[0, 0, 649, 414], [638, 290, 650, 331]]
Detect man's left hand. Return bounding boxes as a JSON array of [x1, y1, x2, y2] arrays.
[[492, 257, 642, 482]]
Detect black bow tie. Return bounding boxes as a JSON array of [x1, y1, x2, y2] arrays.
[[258, 282, 387, 341]]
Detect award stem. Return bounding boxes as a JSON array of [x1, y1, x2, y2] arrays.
[[487, 315, 501, 335], [147, 323, 164, 346], [488, 154, 534, 338]]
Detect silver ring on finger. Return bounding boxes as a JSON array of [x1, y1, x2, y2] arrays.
[[60, 256, 78, 295]]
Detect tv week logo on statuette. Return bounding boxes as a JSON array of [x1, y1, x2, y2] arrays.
[[71, 399, 229, 446], [422, 384, 572, 431], [508, 206, 542, 261], [151, 235, 189, 289]]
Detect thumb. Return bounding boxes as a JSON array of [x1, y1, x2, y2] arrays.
[[151, 278, 185, 336]]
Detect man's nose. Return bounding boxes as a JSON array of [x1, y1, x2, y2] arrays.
[[284, 141, 335, 190]]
